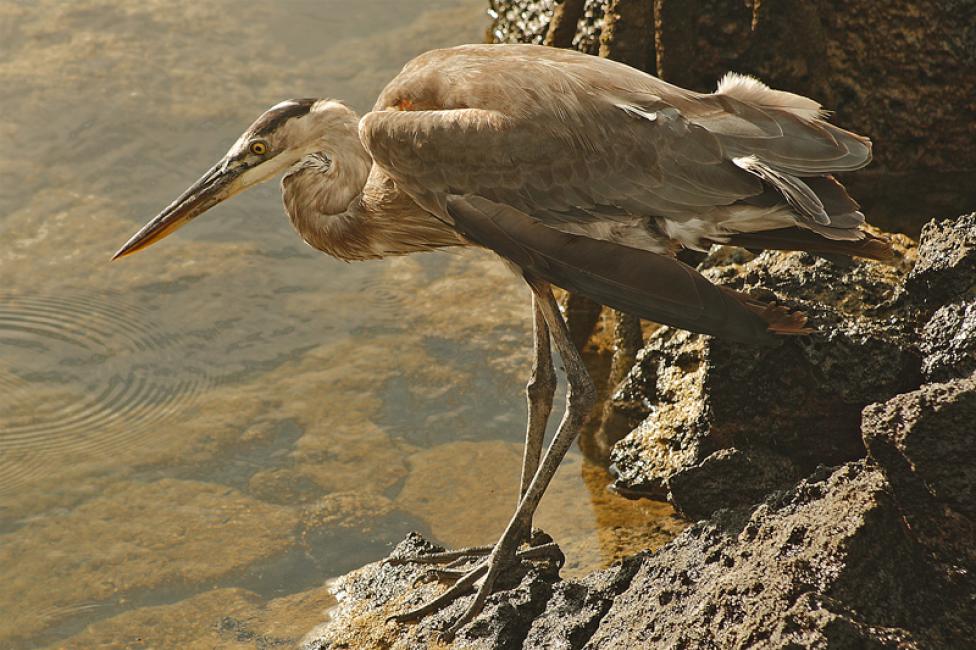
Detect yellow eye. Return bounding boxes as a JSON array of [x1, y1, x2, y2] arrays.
[[249, 141, 268, 156]]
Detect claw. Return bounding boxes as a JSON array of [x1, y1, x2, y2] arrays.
[[386, 562, 486, 624]]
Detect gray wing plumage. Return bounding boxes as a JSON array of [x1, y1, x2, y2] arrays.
[[360, 44, 872, 248], [358, 44, 872, 339]]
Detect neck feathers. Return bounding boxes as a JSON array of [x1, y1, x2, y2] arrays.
[[281, 146, 462, 261]]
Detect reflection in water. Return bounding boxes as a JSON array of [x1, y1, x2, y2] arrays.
[[0, 1, 681, 647]]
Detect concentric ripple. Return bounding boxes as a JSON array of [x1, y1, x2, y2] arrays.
[[0, 292, 214, 492], [355, 274, 410, 324]]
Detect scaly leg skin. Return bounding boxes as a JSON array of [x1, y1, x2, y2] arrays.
[[386, 294, 557, 569], [389, 278, 595, 642], [520, 293, 557, 502]]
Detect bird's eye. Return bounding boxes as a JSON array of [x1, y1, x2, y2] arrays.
[[249, 141, 268, 156]]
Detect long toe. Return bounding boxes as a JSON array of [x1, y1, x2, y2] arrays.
[[516, 541, 564, 567], [385, 543, 494, 567], [437, 548, 515, 642], [388, 562, 488, 623]]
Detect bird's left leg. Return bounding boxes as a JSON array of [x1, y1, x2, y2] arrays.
[[390, 278, 596, 640], [387, 293, 557, 568]]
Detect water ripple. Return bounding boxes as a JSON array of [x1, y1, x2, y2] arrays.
[[0, 293, 214, 490]]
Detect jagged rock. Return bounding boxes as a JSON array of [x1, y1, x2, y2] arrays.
[[304, 533, 560, 650], [589, 462, 972, 649], [863, 374, 976, 568], [609, 241, 920, 515], [903, 212, 976, 307], [921, 300, 976, 381], [666, 447, 800, 520], [909, 212, 976, 380], [307, 460, 976, 648], [522, 553, 644, 648]]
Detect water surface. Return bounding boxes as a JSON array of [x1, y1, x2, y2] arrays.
[[0, 2, 678, 647]]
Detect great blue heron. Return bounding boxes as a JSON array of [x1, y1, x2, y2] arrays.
[[114, 43, 891, 638]]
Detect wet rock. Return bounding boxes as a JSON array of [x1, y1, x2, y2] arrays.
[[490, 0, 606, 54], [489, 0, 553, 45], [609, 241, 920, 516], [909, 214, 976, 381]]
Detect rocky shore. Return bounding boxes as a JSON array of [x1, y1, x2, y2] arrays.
[[304, 215, 975, 648]]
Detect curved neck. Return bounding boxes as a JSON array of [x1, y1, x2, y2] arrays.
[[279, 110, 462, 261], [282, 122, 371, 218], [280, 117, 376, 259]]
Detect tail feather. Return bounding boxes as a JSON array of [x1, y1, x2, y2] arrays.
[[722, 287, 813, 335], [733, 155, 830, 226], [803, 175, 861, 215], [715, 227, 895, 262]]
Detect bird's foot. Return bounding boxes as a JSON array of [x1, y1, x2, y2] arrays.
[[386, 530, 563, 642], [386, 529, 562, 572]]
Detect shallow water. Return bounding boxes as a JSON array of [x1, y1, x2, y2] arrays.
[[0, 2, 679, 647]]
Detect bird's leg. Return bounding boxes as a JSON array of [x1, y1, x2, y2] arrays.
[[387, 295, 556, 569], [519, 292, 556, 503], [390, 279, 596, 641]]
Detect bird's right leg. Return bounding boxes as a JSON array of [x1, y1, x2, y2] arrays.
[[386, 293, 558, 567], [389, 278, 596, 640]]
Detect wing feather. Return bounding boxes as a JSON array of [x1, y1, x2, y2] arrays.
[[360, 44, 875, 251], [446, 196, 781, 345]]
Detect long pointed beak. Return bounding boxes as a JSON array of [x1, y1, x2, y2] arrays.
[[113, 160, 243, 260]]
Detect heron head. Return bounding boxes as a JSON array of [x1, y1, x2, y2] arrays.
[[113, 98, 359, 259]]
